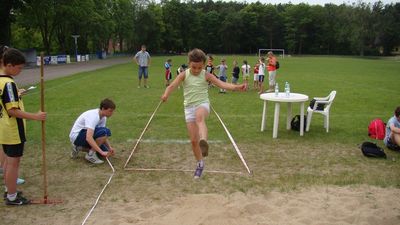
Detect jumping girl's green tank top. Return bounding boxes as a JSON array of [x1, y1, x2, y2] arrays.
[[183, 69, 209, 107]]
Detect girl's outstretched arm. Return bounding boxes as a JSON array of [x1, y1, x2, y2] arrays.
[[206, 73, 246, 91]]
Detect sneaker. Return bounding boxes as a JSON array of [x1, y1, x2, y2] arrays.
[[16, 178, 25, 185], [85, 152, 104, 164], [4, 191, 23, 200], [71, 145, 82, 159], [137, 86, 141, 88], [144, 85, 149, 88], [5, 194, 30, 206], [193, 165, 204, 179], [199, 139, 209, 157]]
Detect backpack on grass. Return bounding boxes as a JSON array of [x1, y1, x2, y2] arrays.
[[360, 142, 386, 158], [291, 115, 307, 132], [368, 119, 386, 140]]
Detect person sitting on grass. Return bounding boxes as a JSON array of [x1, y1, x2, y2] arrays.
[[0, 47, 47, 206], [69, 98, 116, 164], [161, 48, 246, 179], [384, 106, 400, 151]]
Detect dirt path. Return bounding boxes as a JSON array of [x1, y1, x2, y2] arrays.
[[15, 56, 132, 86]]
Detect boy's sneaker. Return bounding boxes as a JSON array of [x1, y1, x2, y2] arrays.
[[199, 139, 209, 157], [6, 194, 30, 206], [17, 178, 25, 185], [71, 145, 82, 159], [144, 85, 149, 88], [193, 165, 204, 179], [85, 152, 104, 164], [3, 191, 23, 200]]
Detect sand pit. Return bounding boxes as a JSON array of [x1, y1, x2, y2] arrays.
[[85, 185, 400, 225]]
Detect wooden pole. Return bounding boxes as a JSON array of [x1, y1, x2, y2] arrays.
[[40, 52, 48, 203]]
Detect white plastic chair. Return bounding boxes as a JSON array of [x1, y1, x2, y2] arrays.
[[306, 90, 336, 133]]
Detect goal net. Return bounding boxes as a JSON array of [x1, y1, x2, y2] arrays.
[[258, 48, 285, 58]]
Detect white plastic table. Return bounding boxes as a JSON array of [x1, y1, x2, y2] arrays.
[[260, 92, 309, 138]]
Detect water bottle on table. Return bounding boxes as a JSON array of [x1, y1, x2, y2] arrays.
[[274, 83, 279, 96], [284, 82, 290, 97]]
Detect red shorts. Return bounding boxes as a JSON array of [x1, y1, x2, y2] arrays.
[[165, 70, 172, 80]]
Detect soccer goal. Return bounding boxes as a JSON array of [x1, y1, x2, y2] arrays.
[[258, 48, 285, 58]]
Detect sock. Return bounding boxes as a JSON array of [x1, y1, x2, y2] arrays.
[[88, 150, 95, 156], [4, 186, 7, 192], [197, 160, 204, 168], [7, 192, 17, 201]]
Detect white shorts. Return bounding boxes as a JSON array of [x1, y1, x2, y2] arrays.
[[254, 74, 259, 81], [184, 102, 210, 122], [268, 70, 277, 86]]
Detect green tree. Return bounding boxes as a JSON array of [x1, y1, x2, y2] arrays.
[[161, 0, 185, 52], [135, 3, 164, 51], [111, 0, 136, 52], [220, 12, 243, 53], [283, 3, 313, 54], [0, 0, 23, 45], [347, 2, 375, 56], [18, 0, 58, 54], [374, 3, 400, 55]]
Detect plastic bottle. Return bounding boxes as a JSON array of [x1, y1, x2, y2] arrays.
[[275, 83, 279, 96], [284, 82, 289, 97], [287, 82, 290, 97]]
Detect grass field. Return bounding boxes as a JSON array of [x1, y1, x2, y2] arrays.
[[1, 55, 400, 224]]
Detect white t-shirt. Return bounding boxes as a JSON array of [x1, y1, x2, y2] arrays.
[[69, 109, 106, 143], [241, 64, 251, 76], [258, 63, 265, 76]]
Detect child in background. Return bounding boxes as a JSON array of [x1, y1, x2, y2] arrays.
[[205, 55, 215, 77], [241, 60, 251, 91], [176, 64, 187, 89], [161, 48, 246, 179], [164, 59, 172, 86], [231, 60, 240, 85], [257, 57, 266, 94], [253, 61, 260, 90], [0, 48, 47, 205], [215, 58, 228, 93], [205, 55, 216, 88]]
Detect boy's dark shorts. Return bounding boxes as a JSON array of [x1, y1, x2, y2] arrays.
[[386, 138, 400, 151], [3, 143, 25, 157], [258, 75, 265, 82], [73, 127, 111, 151]]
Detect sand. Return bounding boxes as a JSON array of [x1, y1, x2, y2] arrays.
[[85, 185, 400, 225]]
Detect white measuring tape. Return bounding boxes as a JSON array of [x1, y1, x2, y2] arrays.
[[81, 158, 115, 225]]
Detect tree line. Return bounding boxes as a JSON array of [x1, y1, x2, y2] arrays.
[[1, 0, 400, 56]]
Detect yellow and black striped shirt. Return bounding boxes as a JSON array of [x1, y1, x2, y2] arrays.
[[0, 75, 26, 144]]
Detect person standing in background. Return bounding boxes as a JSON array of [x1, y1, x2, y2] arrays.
[[215, 58, 228, 93], [134, 45, 151, 88], [266, 51, 278, 93], [231, 60, 240, 85], [241, 60, 251, 91]]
